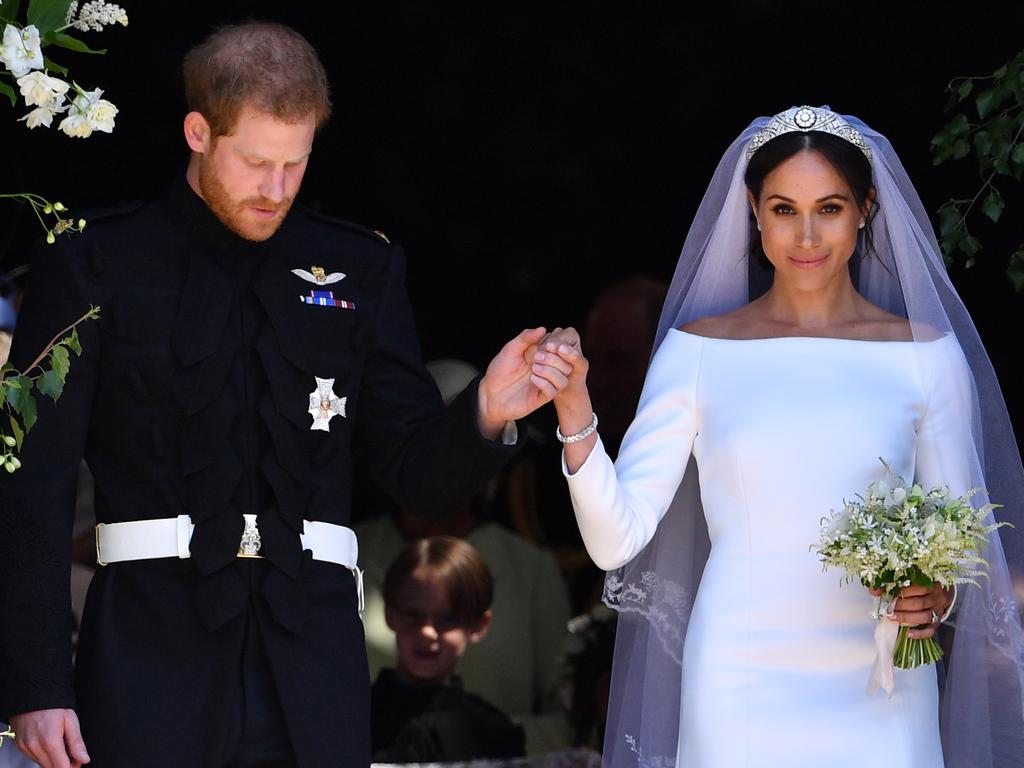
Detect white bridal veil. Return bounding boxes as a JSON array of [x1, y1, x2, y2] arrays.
[[600, 109, 1024, 768]]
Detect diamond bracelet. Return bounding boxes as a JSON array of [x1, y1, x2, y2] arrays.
[[556, 412, 598, 444]]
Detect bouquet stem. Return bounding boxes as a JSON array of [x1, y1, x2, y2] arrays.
[[893, 626, 943, 669]]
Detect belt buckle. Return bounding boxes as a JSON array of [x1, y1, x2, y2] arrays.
[[237, 514, 264, 559], [95, 522, 108, 567]]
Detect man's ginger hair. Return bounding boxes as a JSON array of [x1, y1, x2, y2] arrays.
[[183, 21, 331, 137]]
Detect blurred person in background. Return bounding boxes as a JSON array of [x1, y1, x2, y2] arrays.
[[357, 357, 573, 755], [371, 535, 525, 763]]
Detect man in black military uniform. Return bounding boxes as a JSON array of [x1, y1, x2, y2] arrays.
[[0, 22, 573, 768]]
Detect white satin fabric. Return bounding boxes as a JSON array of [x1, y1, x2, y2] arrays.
[[564, 329, 971, 767]]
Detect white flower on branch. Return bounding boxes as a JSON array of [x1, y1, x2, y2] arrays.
[[58, 86, 118, 137], [20, 101, 68, 129], [59, 111, 92, 137], [85, 96, 117, 132], [17, 71, 70, 108], [65, 1, 129, 33], [1, 23, 44, 78]]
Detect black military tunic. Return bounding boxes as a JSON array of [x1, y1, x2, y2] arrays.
[[0, 176, 519, 767]]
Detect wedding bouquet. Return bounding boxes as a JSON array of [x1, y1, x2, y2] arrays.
[[814, 460, 1008, 693]]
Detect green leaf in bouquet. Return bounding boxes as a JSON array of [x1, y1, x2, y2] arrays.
[[36, 369, 63, 400], [16, 389, 36, 432], [8, 413, 24, 451], [26, 0, 73, 36], [909, 570, 934, 588], [49, 343, 70, 378], [4, 374, 33, 411], [64, 326, 82, 356], [0, 0, 23, 22], [43, 30, 106, 55], [0, 81, 16, 108]]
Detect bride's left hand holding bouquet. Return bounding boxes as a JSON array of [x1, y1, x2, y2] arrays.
[[814, 459, 1009, 696]]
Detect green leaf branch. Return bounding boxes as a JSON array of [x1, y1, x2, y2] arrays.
[[1, 303, 99, 473], [932, 49, 1024, 288]]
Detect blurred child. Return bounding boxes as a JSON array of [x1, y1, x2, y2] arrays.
[[371, 536, 526, 762]]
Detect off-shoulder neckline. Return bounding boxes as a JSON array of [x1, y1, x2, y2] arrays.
[[668, 328, 947, 344]]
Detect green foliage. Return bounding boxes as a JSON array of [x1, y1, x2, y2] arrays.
[[26, 0, 73, 36], [0, 305, 99, 473], [44, 29, 104, 54], [0, 0, 24, 23], [933, 49, 1024, 287]]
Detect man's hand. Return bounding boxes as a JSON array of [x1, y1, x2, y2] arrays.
[[477, 327, 578, 438], [9, 709, 89, 768]]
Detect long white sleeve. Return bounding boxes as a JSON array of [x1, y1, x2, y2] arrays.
[[563, 330, 702, 570], [914, 335, 976, 499]]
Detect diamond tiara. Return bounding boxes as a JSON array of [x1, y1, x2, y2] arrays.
[[746, 106, 872, 161]]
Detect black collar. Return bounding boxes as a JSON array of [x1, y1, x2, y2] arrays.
[[159, 172, 286, 254]]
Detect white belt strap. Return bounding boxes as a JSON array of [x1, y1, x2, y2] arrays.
[[95, 515, 363, 611]]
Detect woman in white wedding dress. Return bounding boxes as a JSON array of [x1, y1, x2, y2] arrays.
[[536, 108, 1024, 768]]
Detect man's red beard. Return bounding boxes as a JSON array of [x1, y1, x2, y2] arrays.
[[197, 155, 295, 242]]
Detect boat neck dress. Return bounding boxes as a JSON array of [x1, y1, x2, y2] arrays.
[[564, 329, 971, 767]]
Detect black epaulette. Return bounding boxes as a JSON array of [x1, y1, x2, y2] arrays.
[[301, 203, 393, 246]]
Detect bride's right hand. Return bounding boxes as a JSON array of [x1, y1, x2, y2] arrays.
[[533, 328, 590, 407], [534, 330, 598, 472]]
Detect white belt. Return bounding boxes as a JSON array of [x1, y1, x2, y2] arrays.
[[95, 514, 364, 611]]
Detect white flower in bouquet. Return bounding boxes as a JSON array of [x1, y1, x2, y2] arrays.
[[20, 101, 67, 128], [59, 110, 93, 138], [814, 459, 1009, 695], [59, 86, 117, 137], [17, 71, 70, 107], [85, 95, 117, 132], [1, 23, 43, 77], [65, 1, 129, 33]]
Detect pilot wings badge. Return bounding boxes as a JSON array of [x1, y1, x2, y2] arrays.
[[292, 265, 346, 285]]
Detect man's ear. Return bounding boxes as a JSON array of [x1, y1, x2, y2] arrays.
[[183, 111, 212, 154], [467, 610, 493, 644], [384, 604, 398, 632]]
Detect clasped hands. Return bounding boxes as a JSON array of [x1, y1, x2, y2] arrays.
[[476, 326, 589, 439]]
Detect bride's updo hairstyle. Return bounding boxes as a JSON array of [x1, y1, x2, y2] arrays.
[[744, 131, 878, 266]]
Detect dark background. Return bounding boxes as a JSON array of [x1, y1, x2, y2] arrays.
[[3, 1, 1023, 423]]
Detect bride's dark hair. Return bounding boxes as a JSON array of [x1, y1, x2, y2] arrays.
[[744, 131, 877, 266]]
